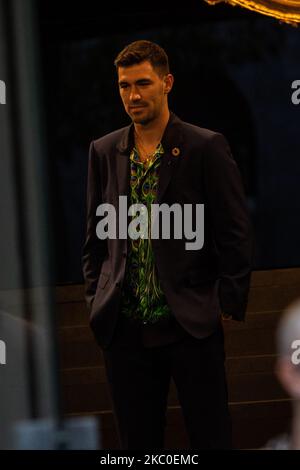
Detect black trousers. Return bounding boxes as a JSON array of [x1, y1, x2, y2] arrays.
[[102, 313, 232, 450]]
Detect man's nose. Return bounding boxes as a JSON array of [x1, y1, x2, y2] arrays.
[[129, 87, 141, 101]]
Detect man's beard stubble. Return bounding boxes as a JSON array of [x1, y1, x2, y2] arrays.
[[129, 107, 158, 126]]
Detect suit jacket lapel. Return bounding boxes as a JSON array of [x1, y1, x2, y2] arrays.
[[116, 124, 132, 198], [156, 112, 184, 204]]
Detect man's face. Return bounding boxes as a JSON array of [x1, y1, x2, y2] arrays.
[[118, 60, 173, 125]]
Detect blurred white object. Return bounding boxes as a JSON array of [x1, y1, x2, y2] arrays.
[[13, 417, 99, 450]]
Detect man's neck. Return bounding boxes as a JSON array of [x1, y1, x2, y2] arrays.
[[134, 109, 170, 146]]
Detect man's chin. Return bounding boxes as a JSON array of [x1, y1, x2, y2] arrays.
[[132, 117, 151, 125], [129, 112, 153, 126]]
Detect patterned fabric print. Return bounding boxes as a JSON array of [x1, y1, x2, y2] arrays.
[[121, 143, 171, 324]]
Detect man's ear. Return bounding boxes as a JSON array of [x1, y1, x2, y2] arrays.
[[164, 73, 174, 94]]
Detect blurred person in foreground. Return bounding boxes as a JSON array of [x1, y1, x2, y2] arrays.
[[264, 298, 300, 450]]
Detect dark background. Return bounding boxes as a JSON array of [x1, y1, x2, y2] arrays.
[[37, 0, 300, 284]]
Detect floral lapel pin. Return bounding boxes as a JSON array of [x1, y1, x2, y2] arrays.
[[171, 147, 180, 157]]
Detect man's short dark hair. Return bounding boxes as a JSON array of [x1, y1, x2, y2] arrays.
[[114, 40, 169, 77]]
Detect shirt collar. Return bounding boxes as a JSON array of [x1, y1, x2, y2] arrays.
[[117, 111, 184, 155]]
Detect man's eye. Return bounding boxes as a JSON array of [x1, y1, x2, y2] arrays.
[[120, 84, 128, 89]]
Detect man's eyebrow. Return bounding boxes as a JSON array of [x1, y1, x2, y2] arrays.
[[118, 78, 152, 86]]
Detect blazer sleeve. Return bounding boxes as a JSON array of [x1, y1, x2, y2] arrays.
[[202, 133, 254, 321], [82, 141, 108, 311]]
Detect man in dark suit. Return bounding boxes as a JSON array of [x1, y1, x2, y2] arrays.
[[82, 40, 253, 449]]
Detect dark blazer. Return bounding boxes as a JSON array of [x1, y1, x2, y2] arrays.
[[82, 112, 253, 349]]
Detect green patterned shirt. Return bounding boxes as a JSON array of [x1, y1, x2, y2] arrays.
[[121, 143, 171, 324]]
